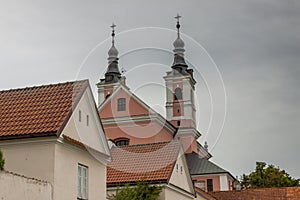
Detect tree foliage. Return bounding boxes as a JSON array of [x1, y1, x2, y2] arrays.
[[107, 181, 162, 200], [0, 149, 5, 170], [241, 162, 299, 189]]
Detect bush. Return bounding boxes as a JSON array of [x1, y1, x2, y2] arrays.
[[0, 149, 5, 170]]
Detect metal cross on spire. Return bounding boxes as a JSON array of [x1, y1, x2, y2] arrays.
[[110, 23, 116, 45], [174, 14, 181, 37]]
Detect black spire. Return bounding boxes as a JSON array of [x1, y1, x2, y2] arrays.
[[172, 14, 188, 74], [104, 23, 121, 83]]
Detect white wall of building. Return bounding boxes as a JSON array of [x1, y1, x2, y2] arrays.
[[0, 171, 52, 200], [0, 139, 56, 183]]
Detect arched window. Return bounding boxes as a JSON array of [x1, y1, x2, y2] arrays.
[[114, 138, 129, 146], [117, 98, 126, 111], [174, 87, 182, 100]]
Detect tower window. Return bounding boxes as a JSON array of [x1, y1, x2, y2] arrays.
[[117, 98, 126, 111], [174, 87, 182, 100], [177, 120, 181, 126]]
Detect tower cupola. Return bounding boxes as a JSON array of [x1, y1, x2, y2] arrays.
[[104, 23, 121, 83], [172, 14, 188, 73]]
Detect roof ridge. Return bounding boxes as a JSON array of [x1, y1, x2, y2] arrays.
[[0, 79, 89, 93]]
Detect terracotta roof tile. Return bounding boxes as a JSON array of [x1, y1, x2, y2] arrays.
[[0, 80, 88, 139], [107, 141, 181, 186], [211, 187, 300, 200]]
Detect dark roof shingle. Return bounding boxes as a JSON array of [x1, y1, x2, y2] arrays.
[[0, 80, 88, 139], [186, 152, 228, 175]]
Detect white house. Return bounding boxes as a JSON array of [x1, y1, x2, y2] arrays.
[[0, 80, 111, 200]]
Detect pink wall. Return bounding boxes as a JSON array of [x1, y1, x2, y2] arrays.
[[104, 121, 173, 145], [193, 175, 221, 192], [100, 88, 149, 118]]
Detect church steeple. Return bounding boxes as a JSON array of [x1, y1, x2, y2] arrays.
[[164, 14, 200, 153], [97, 24, 126, 106], [104, 23, 121, 83], [172, 14, 188, 73]]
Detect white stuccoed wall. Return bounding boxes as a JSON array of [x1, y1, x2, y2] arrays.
[[0, 171, 52, 200]]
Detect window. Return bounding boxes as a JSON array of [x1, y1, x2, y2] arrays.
[[79, 110, 82, 122], [177, 120, 181, 126], [174, 87, 182, 100], [176, 164, 178, 172], [115, 139, 129, 146], [117, 98, 126, 111], [78, 164, 88, 200], [207, 179, 213, 192], [86, 115, 89, 126], [180, 166, 183, 174]]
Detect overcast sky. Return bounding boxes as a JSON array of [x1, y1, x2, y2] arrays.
[[1, 0, 300, 178]]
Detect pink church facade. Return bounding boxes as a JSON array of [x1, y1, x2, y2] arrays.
[[97, 17, 237, 193]]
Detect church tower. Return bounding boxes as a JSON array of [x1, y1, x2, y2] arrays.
[[164, 15, 201, 153], [96, 24, 126, 106]]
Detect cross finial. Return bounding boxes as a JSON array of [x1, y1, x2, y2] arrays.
[[174, 14, 182, 36], [110, 23, 116, 44], [175, 13, 181, 22]]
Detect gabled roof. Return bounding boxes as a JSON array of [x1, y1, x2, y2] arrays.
[[186, 152, 228, 175], [107, 141, 181, 186], [0, 80, 88, 139]]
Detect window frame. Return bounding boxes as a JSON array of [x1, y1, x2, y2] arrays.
[[114, 138, 129, 146], [174, 87, 182, 100], [207, 179, 213, 192], [78, 164, 88, 200], [117, 98, 126, 111]]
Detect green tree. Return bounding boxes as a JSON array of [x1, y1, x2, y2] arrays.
[[241, 162, 299, 189], [107, 181, 162, 200], [0, 149, 5, 170]]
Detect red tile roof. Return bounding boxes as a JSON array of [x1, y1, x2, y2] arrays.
[[195, 187, 217, 200], [0, 80, 88, 139], [211, 187, 300, 200], [107, 141, 181, 186]]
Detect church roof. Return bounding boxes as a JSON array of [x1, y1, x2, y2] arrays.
[[186, 152, 229, 175], [0, 80, 88, 139], [107, 141, 181, 186]]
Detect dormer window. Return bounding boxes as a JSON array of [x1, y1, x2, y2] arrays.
[[174, 87, 182, 100], [117, 98, 126, 111]]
